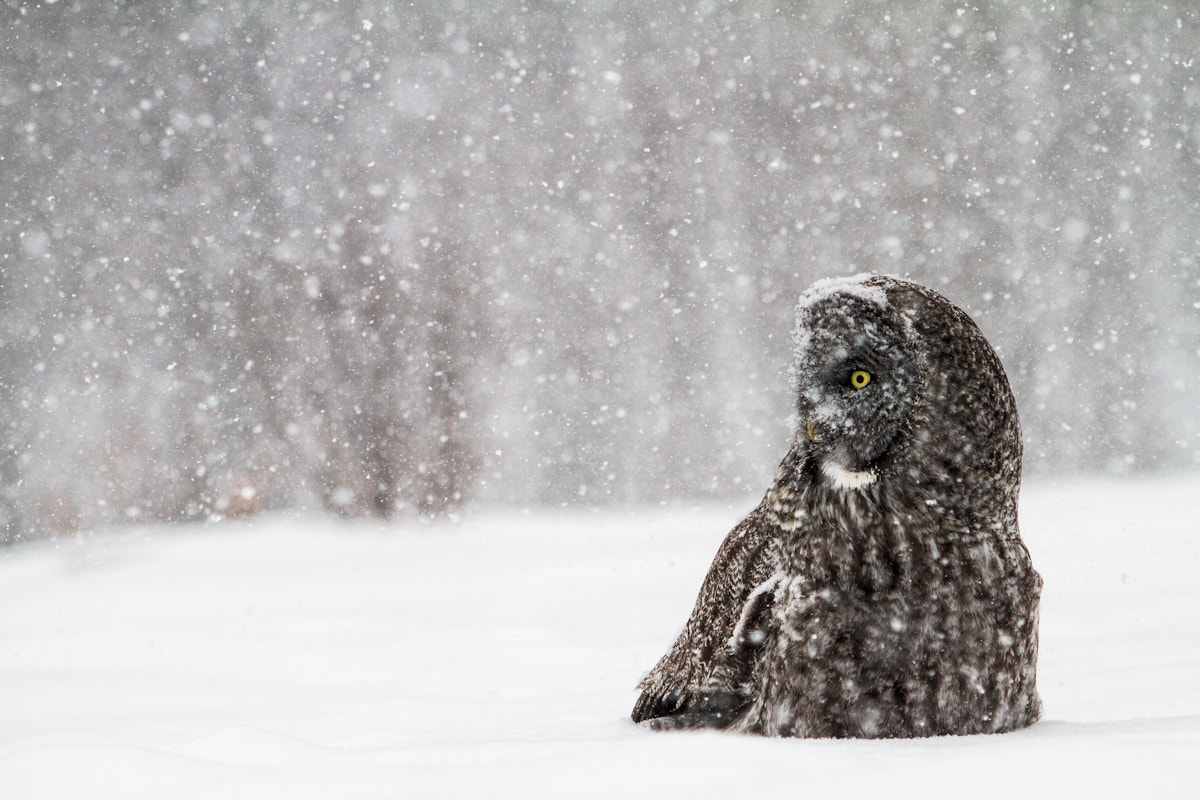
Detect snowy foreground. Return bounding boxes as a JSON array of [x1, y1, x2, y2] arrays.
[[2, 477, 1199, 799]]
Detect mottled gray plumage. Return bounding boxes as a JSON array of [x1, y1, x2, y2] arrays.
[[632, 275, 1042, 738]]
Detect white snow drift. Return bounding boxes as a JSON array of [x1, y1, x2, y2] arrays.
[[1, 476, 1198, 799]]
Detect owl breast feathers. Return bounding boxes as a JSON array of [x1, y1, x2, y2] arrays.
[[632, 274, 1042, 738]]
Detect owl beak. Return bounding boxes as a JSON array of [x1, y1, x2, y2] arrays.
[[806, 419, 818, 442]]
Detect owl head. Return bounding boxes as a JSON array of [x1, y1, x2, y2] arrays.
[[792, 275, 1021, 497]]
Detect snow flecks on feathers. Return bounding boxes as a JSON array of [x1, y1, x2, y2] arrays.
[[792, 273, 890, 364], [796, 273, 891, 312]]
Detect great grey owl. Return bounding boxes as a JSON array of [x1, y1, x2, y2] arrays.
[[632, 274, 1041, 738]]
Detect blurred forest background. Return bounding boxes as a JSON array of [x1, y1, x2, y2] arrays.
[[2, 1, 1199, 542]]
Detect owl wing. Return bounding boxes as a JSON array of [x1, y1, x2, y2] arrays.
[[632, 508, 784, 727]]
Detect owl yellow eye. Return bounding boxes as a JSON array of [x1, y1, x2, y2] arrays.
[[850, 370, 871, 389]]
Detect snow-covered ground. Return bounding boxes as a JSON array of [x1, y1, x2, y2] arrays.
[[2, 476, 1198, 799]]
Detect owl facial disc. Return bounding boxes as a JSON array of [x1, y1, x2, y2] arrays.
[[793, 281, 918, 489]]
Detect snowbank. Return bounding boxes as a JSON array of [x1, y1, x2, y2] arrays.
[[2, 476, 1198, 798]]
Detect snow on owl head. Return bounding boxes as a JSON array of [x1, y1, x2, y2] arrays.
[[633, 274, 1041, 738], [791, 275, 1022, 507]]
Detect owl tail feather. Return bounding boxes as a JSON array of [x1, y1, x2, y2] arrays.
[[631, 686, 751, 730]]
